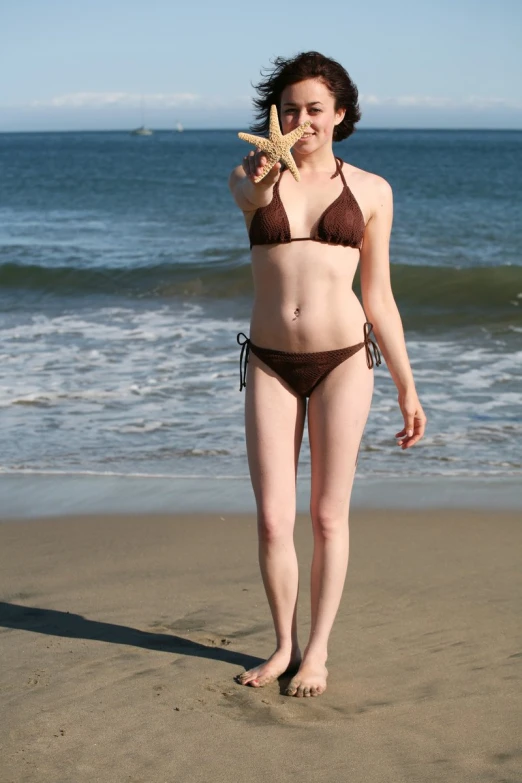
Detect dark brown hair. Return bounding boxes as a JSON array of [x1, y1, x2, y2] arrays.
[[251, 51, 361, 142]]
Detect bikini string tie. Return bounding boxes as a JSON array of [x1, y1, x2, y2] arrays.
[[236, 332, 251, 391], [363, 322, 382, 370]]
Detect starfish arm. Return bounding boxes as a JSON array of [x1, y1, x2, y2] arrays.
[[267, 104, 282, 142], [280, 151, 300, 181], [283, 120, 312, 147], [237, 132, 275, 154]]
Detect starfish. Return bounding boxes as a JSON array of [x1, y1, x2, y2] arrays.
[[238, 104, 311, 182]]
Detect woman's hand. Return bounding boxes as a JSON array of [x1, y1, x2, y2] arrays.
[[242, 149, 281, 187], [395, 390, 427, 449]]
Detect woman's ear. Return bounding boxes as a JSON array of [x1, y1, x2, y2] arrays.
[[335, 108, 346, 125]]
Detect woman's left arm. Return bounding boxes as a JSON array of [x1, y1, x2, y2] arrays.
[[359, 176, 427, 449]]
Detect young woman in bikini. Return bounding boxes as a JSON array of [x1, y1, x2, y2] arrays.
[[228, 51, 426, 698]]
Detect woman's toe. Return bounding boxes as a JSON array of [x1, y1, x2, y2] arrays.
[[237, 670, 256, 685], [285, 678, 299, 696]]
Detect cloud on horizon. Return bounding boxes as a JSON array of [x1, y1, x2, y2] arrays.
[[1, 91, 521, 131], [0, 91, 517, 113], [28, 92, 201, 108], [361, 94, 522, 110]]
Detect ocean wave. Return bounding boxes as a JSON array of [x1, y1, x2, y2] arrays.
[[0, 259, 251, 297], [1, 259, 521, 325]]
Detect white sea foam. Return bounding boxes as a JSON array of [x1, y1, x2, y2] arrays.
[[1, 304, 520, 480]]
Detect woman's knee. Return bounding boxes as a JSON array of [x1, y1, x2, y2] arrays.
[[257, 506, 296, 544], [310, 503, 349, 540]]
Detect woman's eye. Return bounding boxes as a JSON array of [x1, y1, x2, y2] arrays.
[[284, 108, 321, 115]]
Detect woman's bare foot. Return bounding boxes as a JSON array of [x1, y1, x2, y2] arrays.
[[285, 656, 328, 697], [236, 647, 301, 688]]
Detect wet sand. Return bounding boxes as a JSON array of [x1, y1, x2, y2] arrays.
[[1, 509, 521, 782]]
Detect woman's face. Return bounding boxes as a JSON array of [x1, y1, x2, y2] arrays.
[[279, 78, 345, 154]]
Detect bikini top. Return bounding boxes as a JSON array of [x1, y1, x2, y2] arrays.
[[248, 157, 365, 250]]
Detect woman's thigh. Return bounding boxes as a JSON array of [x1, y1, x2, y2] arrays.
[[308, 349, 374, 519], [245, 355, 306, 518]]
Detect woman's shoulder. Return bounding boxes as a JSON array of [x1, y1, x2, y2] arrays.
[[340, 161, 393, 219], [341, 160, 392, 196]]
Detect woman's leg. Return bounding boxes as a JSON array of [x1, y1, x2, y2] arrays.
[[285, 348, 374, 697], [237, 354, 307, 687]]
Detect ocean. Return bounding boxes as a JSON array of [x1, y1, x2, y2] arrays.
[[1, 129, 521, 504]]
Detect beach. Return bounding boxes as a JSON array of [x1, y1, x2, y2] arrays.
[[1, 507, 521, 782]]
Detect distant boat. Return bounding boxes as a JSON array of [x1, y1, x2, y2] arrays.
[[176, 121, 184, 133], [131, 125, 153, 136], [130, 96, 153, 136]]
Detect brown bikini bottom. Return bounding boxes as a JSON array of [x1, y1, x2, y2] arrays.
[[237, 321, 381, 398]]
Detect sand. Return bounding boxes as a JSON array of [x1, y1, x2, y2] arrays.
[[1, 509, 521, 783]]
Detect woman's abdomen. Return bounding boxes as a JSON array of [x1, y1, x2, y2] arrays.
[[250, 282, 367, 352]]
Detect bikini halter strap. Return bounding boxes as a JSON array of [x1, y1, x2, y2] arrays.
[[333, 156, 348, 186]]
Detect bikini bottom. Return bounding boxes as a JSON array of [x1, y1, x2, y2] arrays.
[[236, 321, 381, 398]]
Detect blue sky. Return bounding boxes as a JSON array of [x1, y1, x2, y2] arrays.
[[1, 0, 521, 131]]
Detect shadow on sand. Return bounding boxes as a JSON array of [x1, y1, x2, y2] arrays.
[[0, 601, 263, 671]]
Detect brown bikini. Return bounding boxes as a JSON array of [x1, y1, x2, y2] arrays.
[[237, 156, 381, 397], [248, 156, 365, 249]]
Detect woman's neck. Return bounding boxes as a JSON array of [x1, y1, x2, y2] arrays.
[[292, 145, 337, 174]]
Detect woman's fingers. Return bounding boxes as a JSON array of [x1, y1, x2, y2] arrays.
[[405, 411, 415, 439], [243, 150, 255, 178], [242, 150, 252, 177], [243, 149, 267, 181], [398, 417, 425, 449], [251, 150, 262, 178], [395, 409, 427, 449], [243, 150, 279, 183], [255, 154, 268, 179]]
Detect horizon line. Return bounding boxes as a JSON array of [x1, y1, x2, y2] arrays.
[[1, 126, 521, 134]]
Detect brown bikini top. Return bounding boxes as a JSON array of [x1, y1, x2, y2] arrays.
[[248, 157, 365, 250]]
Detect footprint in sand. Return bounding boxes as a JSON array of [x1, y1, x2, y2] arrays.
[[26, 670, 49, 687]]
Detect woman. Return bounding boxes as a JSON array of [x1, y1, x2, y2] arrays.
[[228, 51, 426, 698]]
